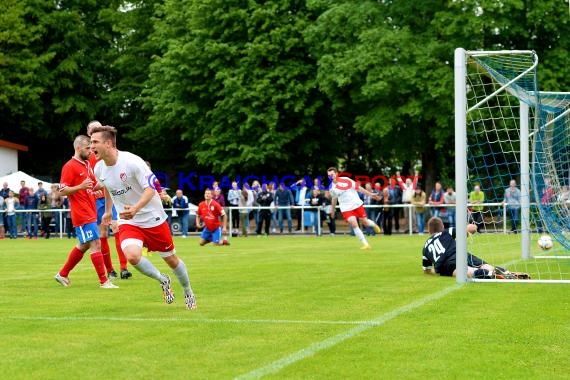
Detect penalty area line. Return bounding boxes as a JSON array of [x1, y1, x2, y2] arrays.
[[234, 285, 462, 380]]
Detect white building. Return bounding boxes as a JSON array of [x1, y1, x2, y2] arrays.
[[0, 139, 28, 176]]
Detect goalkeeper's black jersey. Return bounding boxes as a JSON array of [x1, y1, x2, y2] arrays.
[[422, 228, 456, 273]]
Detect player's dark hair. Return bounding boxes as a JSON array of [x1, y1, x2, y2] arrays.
[[90, 125, 117, 147], [427, 217, 445, 234]]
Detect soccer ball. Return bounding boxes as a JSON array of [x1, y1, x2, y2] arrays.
[[537, 235, 554, 250]]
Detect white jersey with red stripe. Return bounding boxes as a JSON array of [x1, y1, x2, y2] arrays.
[[329, 177, 363, 212], [93, 150, 167, 228]]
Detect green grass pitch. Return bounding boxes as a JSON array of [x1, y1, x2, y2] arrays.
[[1, 234, 568, 379]]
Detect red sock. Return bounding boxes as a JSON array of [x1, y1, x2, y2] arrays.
[[89, 251, 108, 284], [59, 247, 85, 277], [100, 237, 114, 272], [114, 231, 128, 270]]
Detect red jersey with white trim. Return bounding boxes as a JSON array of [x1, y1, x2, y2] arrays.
[[93, 150, 167, 228], [89, 152, 105, 199], [197, 199, 224, 231], [59, 157, 97, 227]]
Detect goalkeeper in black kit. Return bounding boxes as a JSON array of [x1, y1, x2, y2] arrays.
[[421, 217, 529, 279]]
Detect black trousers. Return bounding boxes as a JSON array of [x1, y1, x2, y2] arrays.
[[256, 211, 271, 235]]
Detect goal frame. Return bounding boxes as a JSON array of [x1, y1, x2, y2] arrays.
[[454, 48, 537, 284]]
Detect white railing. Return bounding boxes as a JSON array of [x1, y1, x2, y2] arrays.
[[0, 202, 533, 238]]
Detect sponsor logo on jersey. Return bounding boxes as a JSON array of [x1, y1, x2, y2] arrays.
[[111, 186, 132, 196]]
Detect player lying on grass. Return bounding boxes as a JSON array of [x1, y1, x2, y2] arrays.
[[422, 217, 529, 279]]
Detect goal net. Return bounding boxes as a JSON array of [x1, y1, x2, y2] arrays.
[[454, 48, 570, 283]]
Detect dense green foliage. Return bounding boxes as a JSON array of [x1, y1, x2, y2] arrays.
[[0, 0, 568, 189]]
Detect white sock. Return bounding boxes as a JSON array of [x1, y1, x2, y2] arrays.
[[133, 257, 163, 281], [173, 259, 193, 294], [353, 227, 368, 245], [366, 219, 376, 227]]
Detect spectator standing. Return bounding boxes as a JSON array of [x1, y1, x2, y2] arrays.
[[0, 195, 4, 239], [307, 188, 324, 236], [444, 186, 456, 228], [24, 188, 39, 239], [274, 183, 294, 233], [538, 177, 553, 233], [0, 182, 10, 199], [363, 182, 377, 235], [0, 182, 10, 229], [322, 190, 336, 235], [256, 184, 274, 236], [412, 185, 427, 234], [469, 185, 485, 233], [267, 181, 278, 233], [49, 184, 64, 237], [38, 194, 53, 239], [18, 180, 29, 233], [558, 185, 570, 210], [389, 177, 403, 232], [172, 189, 190, 238], [249, 180, 262, 233], [212, 188, 226, 208], [291, 179, 309, 231], [503, 179, 521, 233], [5, 190, 19, 239], [401, 177, 417, 233], [381, 187, 393, 235], [227, 181, 241, 233], [36, 182, 48, 199], [428, 181, 445, 218], [238, 183, 254, 237]]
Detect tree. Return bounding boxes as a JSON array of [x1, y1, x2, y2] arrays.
[[141, 0, 341, 180]]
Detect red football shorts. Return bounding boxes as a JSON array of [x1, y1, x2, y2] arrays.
[[341, 205, 368, 221], [119, 222, 175, 252]]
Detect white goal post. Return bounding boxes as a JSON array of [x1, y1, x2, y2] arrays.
[[454, 48, 570, 284]]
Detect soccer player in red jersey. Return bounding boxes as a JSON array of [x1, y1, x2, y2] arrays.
[[90, 125, 196, 310], [54, 135, 118, 288], [87, 120, 132, 280], [196, 188, 229, 246]]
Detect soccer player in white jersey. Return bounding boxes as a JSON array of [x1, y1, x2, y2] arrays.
[[90, 125, 197, 310], [327, 167, 382, 250]]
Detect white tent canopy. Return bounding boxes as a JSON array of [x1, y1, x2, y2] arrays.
[[0, 171, 56, 194]]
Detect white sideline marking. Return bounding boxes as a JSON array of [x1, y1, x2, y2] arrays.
[[4, 316, 387, 325], [235, 285, 461, 380], [4, 285, 461, 379]]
